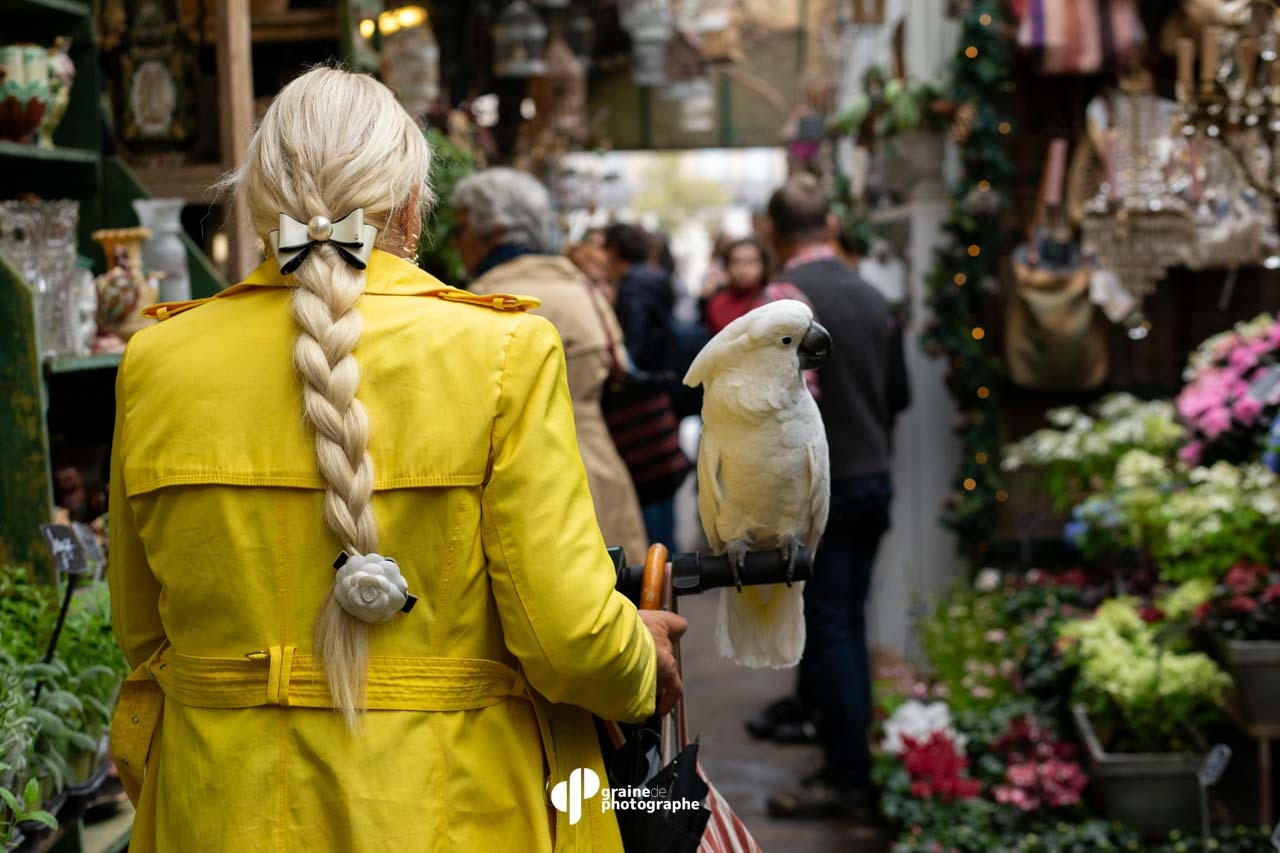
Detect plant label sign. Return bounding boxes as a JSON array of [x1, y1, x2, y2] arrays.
[[71, 522, 103, 577], [1198, 744, 1231, 787], [39, 523, 91, 577]]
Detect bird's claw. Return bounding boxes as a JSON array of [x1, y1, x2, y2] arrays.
[[781, 536, 800, 587], [727, 541, 747, 592]]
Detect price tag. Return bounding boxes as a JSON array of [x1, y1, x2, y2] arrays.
[[1198, 743, 1232, 787], [39, 523, 90, 578]]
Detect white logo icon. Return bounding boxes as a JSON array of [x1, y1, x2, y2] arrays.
[[550, 768, 601, 826]]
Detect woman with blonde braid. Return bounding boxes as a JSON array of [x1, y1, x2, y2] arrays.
[[107, 67, 685, 852]]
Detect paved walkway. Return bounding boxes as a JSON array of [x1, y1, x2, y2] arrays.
[[679, 594, 889, 852]]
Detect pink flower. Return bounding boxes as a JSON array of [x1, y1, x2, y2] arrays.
[[1227, 595, 1259, 613], [1262, 583, 1280, 604], [1230, 346, 1261, 373], [1007, 763, 1038, 787], [1138, 606, 1165, 624], [1225, 564, 1263, 594], [1232, 395, 1264, 425], [1178, 442, 1204, 468], [1200, 406, 1234, 438]]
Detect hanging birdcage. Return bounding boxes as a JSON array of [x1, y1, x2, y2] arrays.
[[494, 0, 548, 78], [619, 0, 674, 86]]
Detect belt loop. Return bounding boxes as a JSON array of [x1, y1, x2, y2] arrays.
[[509, 665, 528, 700], [266, 646, 283, 706], [278, 646, 295, 707]]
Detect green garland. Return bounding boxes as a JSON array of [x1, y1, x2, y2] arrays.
[[922, 0, 1015, 560]]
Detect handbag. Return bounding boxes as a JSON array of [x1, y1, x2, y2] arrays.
[[586, 285, 692, 506], [600, 546, 762, 853]]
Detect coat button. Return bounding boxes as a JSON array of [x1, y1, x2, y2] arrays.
[[132, 715, 140, 724]]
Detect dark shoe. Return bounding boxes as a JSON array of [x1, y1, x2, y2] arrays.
[[769, 717, 820, 744], [744, 695, 813, 741], [766, 777, 875, 821]]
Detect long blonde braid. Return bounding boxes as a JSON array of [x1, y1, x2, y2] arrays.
[[220, 67, 432, 727]]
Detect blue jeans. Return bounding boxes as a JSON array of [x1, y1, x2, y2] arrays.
[[798, 474, 892, 788], [642, 499, 676, 550]]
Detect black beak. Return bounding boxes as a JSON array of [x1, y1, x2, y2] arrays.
[[798, 322, 832, 370]]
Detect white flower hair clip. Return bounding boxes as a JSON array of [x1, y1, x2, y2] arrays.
[[332, 551, 418, 623]]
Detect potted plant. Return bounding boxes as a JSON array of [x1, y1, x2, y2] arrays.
[[1, 778, 56, 853], [1190, 563, 1280, 726], [1058, 600, 1232, 836]]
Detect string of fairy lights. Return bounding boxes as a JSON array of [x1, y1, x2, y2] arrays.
[[922, 0, 1014, 560]]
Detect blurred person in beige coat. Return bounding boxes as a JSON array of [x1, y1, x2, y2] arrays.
[[452, 168, 650, 563]]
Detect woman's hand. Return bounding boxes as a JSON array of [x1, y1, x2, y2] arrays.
[[636, 610, 689, 717]]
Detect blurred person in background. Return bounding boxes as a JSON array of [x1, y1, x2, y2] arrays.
[[453, 169, 649, 563], [567, 243, 617, 304], [603, 223, 683, 549], [756, 174, 911, 821], [702, 236, 772, 336]]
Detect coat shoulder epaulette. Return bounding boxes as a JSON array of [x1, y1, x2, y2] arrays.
[[426, 288, 541, 312], [143, 285, 541, 322]]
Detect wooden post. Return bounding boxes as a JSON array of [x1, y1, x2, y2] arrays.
[[216, 0, 258, 283]]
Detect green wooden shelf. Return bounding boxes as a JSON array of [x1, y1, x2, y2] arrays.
[[0, 141, 97, 163], [45, 353, 122, 374], [0, 0, 91, 19]]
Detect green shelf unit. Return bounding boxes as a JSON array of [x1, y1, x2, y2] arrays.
[[46, 352, 123, 374], [0, 0, 92, 19]]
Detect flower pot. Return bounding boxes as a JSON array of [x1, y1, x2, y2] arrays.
[[61, 757, 111, 825], [1072, 704, 1201, 837], [5, 829, 23, 853], [1225, 640, 1280, 727]]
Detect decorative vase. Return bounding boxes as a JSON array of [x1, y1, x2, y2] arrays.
[[111, 0, 198, 162], [1224, 640, 1280, 727], [91, 227, 156, 350], [37, 37, 74, 147], [0, 43, 52, 142], [132, 197, 191, 302], [35, 199, 92, 360], [1072, 704, 1201, 838]]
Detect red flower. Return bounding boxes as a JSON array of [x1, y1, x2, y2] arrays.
[[1193, 601, 1212, 623], [910, 781, 931, 799], [1054, 568, 1088, 588], [1227, 595, 1259, 614], [1138, 606, 1165, 624], [1262, 582, 1280, 604]]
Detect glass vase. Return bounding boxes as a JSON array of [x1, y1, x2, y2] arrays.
[[132, 197, 190, 302]]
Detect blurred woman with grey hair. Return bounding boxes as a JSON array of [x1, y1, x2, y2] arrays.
[[452, 168, 650, 563]]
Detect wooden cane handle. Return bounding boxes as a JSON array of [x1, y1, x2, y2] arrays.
[[639, 543, 669, 611]]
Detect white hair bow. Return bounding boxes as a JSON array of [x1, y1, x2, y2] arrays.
[[269, 209, 378, 275]]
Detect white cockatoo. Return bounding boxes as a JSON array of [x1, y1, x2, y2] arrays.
[[683, 299, 831, 668]]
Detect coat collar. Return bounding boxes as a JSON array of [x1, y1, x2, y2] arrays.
[[241, 247, 449, 295]]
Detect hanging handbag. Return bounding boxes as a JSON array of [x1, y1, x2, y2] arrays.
[[1006, 140, 1109, 392], [599, 546, 762, 853], [586, 286, 693, 506]]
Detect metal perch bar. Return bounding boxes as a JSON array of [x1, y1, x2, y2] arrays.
[[612, 546, 816, 604]]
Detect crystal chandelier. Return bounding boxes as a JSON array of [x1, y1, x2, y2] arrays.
[[1081, 89, 1196, 338], [1175, 2, 1280, 204]]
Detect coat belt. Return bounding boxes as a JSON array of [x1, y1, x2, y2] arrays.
[[148, 645, 529, 710]]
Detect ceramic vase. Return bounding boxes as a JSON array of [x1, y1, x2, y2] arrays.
[[91, 227, 156, 350], [132, 197, 191, 302], [0, 43, 52, 142]]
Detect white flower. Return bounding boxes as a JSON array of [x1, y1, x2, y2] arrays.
[[974, 568, 1002, 593], [334, 552, 409, 622], [880, 700, 965, 754]]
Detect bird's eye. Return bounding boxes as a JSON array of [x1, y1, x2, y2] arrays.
[[781, 336, 793, 346]]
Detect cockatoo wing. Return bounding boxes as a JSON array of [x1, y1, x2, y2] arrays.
[[696, 424, 726, 553], [806, 437, 831, 552]]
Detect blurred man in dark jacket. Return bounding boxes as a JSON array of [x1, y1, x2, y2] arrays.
[[604, 223, 675, 373], [758, 174, 911, 821]]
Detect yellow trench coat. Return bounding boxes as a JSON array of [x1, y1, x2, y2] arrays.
[[108, 249, 657, 852]]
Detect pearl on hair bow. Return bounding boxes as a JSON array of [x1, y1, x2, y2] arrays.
[[269, 209, 378, 275]]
